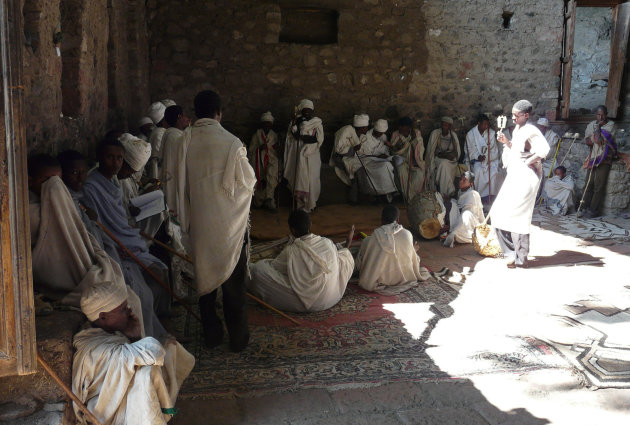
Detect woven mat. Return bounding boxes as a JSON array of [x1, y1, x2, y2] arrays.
[[250, 204, 409, 240], [532, 209, 630, 242]]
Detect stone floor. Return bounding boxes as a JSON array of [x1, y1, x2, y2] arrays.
[[172, 210, 630, 425]]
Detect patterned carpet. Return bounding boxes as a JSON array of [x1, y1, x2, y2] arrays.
[[532, 209, 630, 242]]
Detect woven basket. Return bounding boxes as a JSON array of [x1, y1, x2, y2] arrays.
[[472, 223, 502, 258]]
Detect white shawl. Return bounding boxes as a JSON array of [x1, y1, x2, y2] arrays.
[[184, 118, 256, 295], [356, 223, 425, 294], [161, 127, 190, 225]]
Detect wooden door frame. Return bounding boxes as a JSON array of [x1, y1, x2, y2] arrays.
[[0, 0, 37, 377]]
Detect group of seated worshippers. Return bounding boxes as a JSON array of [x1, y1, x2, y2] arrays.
[[28, 151, 193, 424]]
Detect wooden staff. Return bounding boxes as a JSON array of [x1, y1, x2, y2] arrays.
[[134, 232, 299, 325], [79, 204, 202, 323], [487, 128, 492, 204], [37, 352, 103, 425]]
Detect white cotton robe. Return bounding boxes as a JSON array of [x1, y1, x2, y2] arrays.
[[160, 126, 190, 223], [184, 118, 256, 296], [249, 234, 354, 312], [543, 175, 575, 216], [390, 129, 425, 203], [356, 223, 426, 294], [465, 126, 501, 198], [490, 123, 550, 235], [448, 189, 485, 245], [541, 128, 561, 177], [147, 127, 167, 179], [425, 129, 461, 197], [72, 329, 194, 425], [283, 117, 324, 212], [331, 124, 362, 185]]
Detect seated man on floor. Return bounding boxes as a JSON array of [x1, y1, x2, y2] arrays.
[[73, 279, 194, 425], [30, 154, 167, 339], [83, 135, 171, 318], [248, 210, 355, 313], [443, 171, 485, 248], [542, 166, 574, 216], [356, 205, 427, 294]]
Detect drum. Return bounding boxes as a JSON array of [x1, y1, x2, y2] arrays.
[[408, 191, 446, 240]]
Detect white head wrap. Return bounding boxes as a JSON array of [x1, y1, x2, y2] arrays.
[[80, 280, 128, 322], [513, 99, 533, 112], [441, 116, 454, 125], [298, 99, 314, 112], [536, 117, 550, 127], [374, 119, 388, 132], [260, 111, 274, 123], [148, 102, 166, 124], [138, 116, 153, 127], [353, 114, 369, 127], [119, 133, 152, 172], [161, 99, 177, 107]]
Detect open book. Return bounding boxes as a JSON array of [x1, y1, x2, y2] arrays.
[[130, 190, 166, 222]]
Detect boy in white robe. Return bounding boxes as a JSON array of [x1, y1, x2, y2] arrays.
[[249, 210, 354, 312], [443, 171, 485, 247], [184, 90, 256, 352], [161, 104, 191, 222], [356, 205, 427, 294], [493, 100, 550, 268], [426, 116, 461, 198], [249, 111, 280, 210], [542, 166, 575, 216], [283, 99, 324, 212], [331, 114, 370, 204], [72, 279, 194, 425], [465, 114, 500, 204], [389, 117, 425, 203]]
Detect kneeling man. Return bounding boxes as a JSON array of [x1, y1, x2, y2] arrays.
[[443, 171, 485, 247], [357, 205, 426, 294], [73, 279, 194, 425], [249, 210, 354, 312]]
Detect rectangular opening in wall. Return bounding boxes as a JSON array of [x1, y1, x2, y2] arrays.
[[279, 7, 338, 45]]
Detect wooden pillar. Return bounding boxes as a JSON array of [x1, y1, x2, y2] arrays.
[[606, 2, 630, 118]]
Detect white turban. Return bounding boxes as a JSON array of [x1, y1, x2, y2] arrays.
[[298, 99, 314, 112], [119, 133, 152, 172], [441, 116, 454, 125], [536, 117, 550, 127], [138, 116, 153, 127], [513, 99, 533, 112], [161, 99, 177, 107], [374, 119, 388, 132], [148, 102, 166, 125], [353, 114, 369, 127], [260, 111, 274, 123], [80, 280, 128, 322]]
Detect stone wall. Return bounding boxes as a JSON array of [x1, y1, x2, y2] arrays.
[[21, 0, 150, 155], [147, 0, 564, 155]]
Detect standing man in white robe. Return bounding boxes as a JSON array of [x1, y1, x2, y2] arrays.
[[283, 99, 324, 212], [161, 104, 191, 222], [355, 119, 398, 202], [536, 117, 561, 178], [426, 116, 461, 197], [331, 114, 370, 204], [147, 101, 171, 179], [72, 279, 194, 425], [542, 165, 574, 216], [389, 117, 425, 203], [465, 114, 500, 204], [356, 205, 428, 294], [249, 210, 354, 312], [443, 171, 485, 247], [492, 100, 550, 268], [184, 90, 256, 352], [249, 111, 280, 210]]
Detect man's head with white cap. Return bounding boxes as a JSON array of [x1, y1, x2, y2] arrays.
[[536, 117, 550, 132], [353, 114, 370, 135], [138, 117, 154, 138], [441, 116, 454, 135], [298, 99, 314, 121], [373, 119, 388, 138], [260, 111, 274, 132], [81, 279, 132, 333]]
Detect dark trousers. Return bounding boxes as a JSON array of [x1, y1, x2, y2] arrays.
[[198, 237, 249, 346], [582, 163, 611, 215], [496, 229, 530, 265]]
